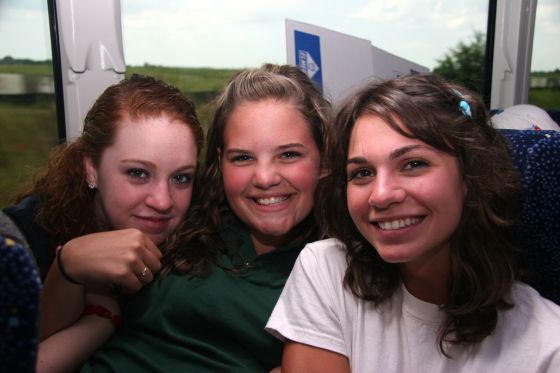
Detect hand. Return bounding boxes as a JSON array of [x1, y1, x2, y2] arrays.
[[60, 229, 162, 294]]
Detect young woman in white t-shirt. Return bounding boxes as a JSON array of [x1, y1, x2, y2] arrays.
[[266, 74, 560, 373]]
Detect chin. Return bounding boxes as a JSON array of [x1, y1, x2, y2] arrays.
[[148, 234, 166, 246]]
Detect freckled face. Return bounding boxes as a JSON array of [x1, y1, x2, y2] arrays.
[[345, 115, 467, 272], [221, 99, 321, 252], [85, 115, 198, 245]]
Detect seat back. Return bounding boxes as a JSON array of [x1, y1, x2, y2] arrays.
[[500, 129, 560, 305], [0, 211, 41, 372]]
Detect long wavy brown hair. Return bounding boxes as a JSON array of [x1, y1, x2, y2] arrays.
[[321, 74, 520, 355], [16, 74, 203, 253], [162, 64, 332, 276]]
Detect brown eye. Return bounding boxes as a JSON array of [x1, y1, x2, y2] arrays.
[[403, 160, 429, 171], [348, 168, 373, 181]]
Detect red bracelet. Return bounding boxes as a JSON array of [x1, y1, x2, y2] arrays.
[[83, 304, 121, 327]]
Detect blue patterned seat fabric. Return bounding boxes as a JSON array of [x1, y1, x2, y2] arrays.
[[499, 129, 560, 305], [0, 214, 41, 372]]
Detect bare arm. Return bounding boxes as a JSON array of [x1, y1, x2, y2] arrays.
[[281, 341, 350, 373], [37, 293, 119, 373], [40, 229, 161, 340]]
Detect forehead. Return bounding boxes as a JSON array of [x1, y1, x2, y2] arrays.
[[223, 99, 316, 148], [349, 115, 419, 151], [104, 115, 197, 160]]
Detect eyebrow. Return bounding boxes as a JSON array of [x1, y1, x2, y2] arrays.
[[225, 143, 306, 154], [346, 144, 428, 166], [278, 143, 306, 150], [121, 159, 196, 172]]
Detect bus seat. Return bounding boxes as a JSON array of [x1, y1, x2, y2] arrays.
[[0, 211, 41, 372], [492, 104, 560, 131], [499, 129, 560, 305]]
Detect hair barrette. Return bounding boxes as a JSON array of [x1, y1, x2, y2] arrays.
[[453, 89, 472, 119]]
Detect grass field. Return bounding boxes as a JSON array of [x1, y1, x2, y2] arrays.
[[1, 63, 559, 207], [0, 97, 59, 206], [0, 64, 239, 207]]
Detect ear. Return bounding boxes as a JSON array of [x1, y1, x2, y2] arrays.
[[83, 156, 98, 188]]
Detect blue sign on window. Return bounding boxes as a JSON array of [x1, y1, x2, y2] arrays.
[[295, 30, 323, 92]]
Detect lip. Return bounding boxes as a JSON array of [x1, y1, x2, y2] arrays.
[[134, 215, 173, 233], [248, 194, 293, 211], [374, 216, 423, 231], [368, 215, 425, 237]]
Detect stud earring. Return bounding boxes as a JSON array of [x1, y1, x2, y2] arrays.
[[87, 183, 96, 190]]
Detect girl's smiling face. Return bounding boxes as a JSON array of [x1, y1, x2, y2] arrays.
[[220, 99, 321, 254], [346, 114, 467, 273], [85, 115, 198, 245]]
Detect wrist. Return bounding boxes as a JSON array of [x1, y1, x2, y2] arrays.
[[83, 304, 121, 328], [55, 244, 83, 285]]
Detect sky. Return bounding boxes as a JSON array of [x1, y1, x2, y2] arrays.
[[0, 0, 558, 71]]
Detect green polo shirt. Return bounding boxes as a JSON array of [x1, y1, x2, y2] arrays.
[[81, 217, 314, 373]]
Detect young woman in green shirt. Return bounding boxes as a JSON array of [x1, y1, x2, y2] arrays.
[[39, 64, 332, 373]]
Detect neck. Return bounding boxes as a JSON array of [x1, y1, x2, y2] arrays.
[[399, 249, 450, 305], [92, 193, 109, 231], [250, 233, 284, 255]]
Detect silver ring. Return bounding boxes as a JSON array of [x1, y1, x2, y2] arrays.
[[139, 265, 148, 279]]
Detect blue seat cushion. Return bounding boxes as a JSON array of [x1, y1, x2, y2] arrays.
[[500, 129, 560, 305]]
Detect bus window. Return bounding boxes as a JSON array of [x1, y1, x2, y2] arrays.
[[120, 0, 490, 130], [0, 1, 58, 207], [529, 0, 560, 110]]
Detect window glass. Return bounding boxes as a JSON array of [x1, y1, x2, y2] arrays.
[[121, 0, 489, 129], [529, 0, 560, 110], [0, 0, 58, 207]]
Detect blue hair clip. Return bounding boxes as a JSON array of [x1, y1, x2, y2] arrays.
[[453, 89, 472, 119]]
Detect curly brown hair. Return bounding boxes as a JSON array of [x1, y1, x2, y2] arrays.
[[162, 64, 332, 275], [321, 73, 521, 355], [16, 74, 203, 252]]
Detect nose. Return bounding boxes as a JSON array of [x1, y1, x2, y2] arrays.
[[145, 181, 173, 212], [252, 162, 282, 189], [368, 174, 406, 209]]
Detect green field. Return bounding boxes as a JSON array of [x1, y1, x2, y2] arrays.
[[1, 63, 559, 207], [0, 97, 59, 206], [0, 64, 239, 207]]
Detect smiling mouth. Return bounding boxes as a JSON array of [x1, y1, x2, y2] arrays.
[[377, 217, 422, 231], [255, 196, 289, 206]]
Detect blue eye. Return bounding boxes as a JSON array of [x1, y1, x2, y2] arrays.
[[127, 168, 149, 180], [173, 173, 193, 185]]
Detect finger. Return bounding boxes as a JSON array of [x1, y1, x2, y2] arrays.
[[143, 234, 163, 259], [115, 274, 143, 294], [142, 249, 162, 275], [137, 264, 149, 282]]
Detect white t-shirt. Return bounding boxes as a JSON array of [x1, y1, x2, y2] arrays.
[[266, 238, 560, 373]]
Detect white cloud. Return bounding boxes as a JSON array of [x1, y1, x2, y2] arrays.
[[120, 0, 303, 67], [0, 0, 557, 71]]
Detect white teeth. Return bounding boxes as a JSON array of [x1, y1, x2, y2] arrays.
[[256, 196, 289, 205], [378, 217, 421, 231]]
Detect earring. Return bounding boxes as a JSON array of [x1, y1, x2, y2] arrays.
[[87, 183, 96, 190]]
